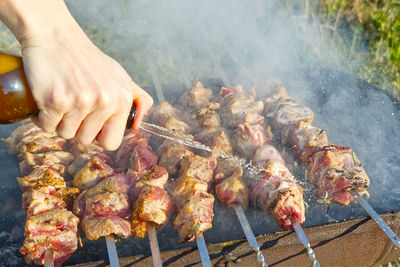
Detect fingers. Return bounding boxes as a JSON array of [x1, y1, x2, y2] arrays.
[[37, 109, 64, 132], [96, 113, 129, 151], [132, 91, 154, 130], [75, 109, 110, 145]]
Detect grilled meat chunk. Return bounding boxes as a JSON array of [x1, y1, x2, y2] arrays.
[[81, 215, 131, 240], [215, 172, 249, 211], [73, 155, 114, 190], [130, 166, 169, 200], [253, 144, 285, 166], [19, 151, 74, 176], [22, 190, 66, 217], [171, 176, 208, 208], [195, 128, 232, 156], [20, 230, 78, 266], [219, 88, 264, 128], [25, 209, 79, 236], [179, 154, 216, 184], [115, 129, 151, 172], [2, 121, 42, 154], [265, 99, 314, 133], [234, 122, 268, 159], [249, 162, 305, 229], [306, 145, 370, 205], [282, 121, 329, 164], [69, 139, 108, 156], [173, 192, 214, 242], [157, 141, 194, 176], [181, 79, 213, 111], [73, 174, 131, 218], [131, 186, 175, 238], [128, 141, 158, 172], [18, 131, 67, 155], [17, 165, 66, 192]]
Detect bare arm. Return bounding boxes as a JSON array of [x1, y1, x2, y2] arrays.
[[0, 0, 153, 150]]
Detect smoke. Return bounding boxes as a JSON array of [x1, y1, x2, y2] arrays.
[[65, 0, 336, 90]]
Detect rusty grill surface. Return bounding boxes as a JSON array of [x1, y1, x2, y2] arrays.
[[0, 69, 400, 266]]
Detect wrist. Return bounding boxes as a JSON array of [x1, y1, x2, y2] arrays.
[[0, 0, 84, 44]]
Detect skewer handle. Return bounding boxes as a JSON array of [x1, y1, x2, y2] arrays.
[[292, 222, 320, 267], [147, 222, 163, 267], [195, 234, 212, 267], [44, 249, 54, 267], [105, 234, 120, 267], [353, 193, 400, 247], [233, 205, 268, 267]]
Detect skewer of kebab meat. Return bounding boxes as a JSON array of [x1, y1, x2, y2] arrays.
[[215, 82, 319, 266], [150, 102, 214, 266], [69, 139, 131, 267], [180, 79, 267, 266], [3, 122, 80, 266], [259, 79, 400, 246], [114, 129, 175, 267]]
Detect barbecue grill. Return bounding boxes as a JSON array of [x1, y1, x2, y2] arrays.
[[0, 67, 399, 266]]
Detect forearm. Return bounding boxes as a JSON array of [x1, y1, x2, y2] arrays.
[[0, 0, 83, 43]]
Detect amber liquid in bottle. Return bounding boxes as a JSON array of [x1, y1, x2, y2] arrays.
[[0, 52, 39, 123]]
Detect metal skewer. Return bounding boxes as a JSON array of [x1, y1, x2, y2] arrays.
[[105, 234, 120, 267], [233, 205, 268, 267], [44, 249, 54, 267], [147, 222, 163, 267], [353, 193, 400, 247], [292, 221, 320, 267], [195, 234, 212, 267]]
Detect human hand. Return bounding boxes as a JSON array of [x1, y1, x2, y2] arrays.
[[0, 0, 153, 150]]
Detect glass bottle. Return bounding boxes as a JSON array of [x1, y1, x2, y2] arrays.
[[0, 51, 39, 123]]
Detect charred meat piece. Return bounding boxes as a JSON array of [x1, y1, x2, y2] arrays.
[[19, 151, 74, 176], [22, 190, 66, 216], [130, 166, 169, 200], [306, 145, 370, 206], [213, 158, 243, 185], [234, 123, 268, 159], [249, 167, 305, 229], [2, 121, 42, 154], [73, 154, 114, 190], [173, 192, 214, 242], [195, 128, 232, 156], [84, 192, 130, 218], [81, 215, 131, 240], [215, 172, 249, 211], [21, 209, 79, 265], [282, 121, 329, 164], [115, 129, 151, 172], [151, 101, 186, 126], [157, 140, 194, 176], [73, 174, 131, 218], [189, 108, 221, 130], [25, 209, 79, 236], [265, 99, 314, 133], [131, 186, 175, 238], [17, 165, 66, 192], [253, 144, 285, 166], [171, 176, 209, 208], [179, 154, 216, 184], [181, 79, 214, 111], [129, 140, 158, 172], [69, 139, 109, 157], [19, 132, 67, 156], [219, 88, 264, 128], [20, 230, 78, 266]]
